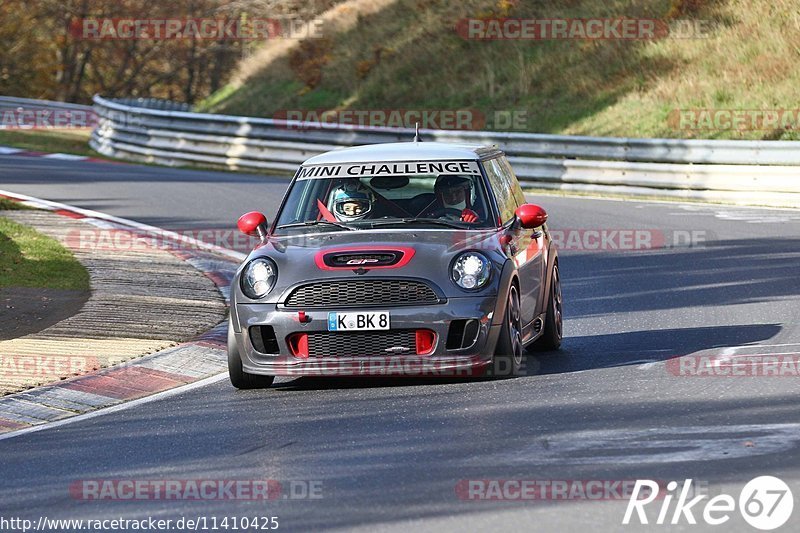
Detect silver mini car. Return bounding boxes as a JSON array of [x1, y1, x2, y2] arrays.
[[228, 142, 562, 388]]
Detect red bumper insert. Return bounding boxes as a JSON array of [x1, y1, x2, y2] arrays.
[[287, 333, 309, 359], [415, 330, 436, 355]]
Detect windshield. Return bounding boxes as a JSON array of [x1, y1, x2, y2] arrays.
[[274, 161, 496, 232]]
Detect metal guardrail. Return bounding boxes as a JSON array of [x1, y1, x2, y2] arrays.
[[112, 98, 191, 112], [0, 95, 97, 130], [89, 95, 800, 208], [0, 95, 94, 112]]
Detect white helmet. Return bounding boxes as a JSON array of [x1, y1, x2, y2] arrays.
[[327, 180, 375, 222]]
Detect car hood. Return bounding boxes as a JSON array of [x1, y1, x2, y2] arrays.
[[237, 228, 505, 302]]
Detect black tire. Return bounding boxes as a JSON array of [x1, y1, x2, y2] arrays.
[[533, 262, 563, 351], [228, 320, 275, 389], [490, 284, 524, 378]]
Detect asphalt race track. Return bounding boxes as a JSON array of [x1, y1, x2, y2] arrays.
[[2, 154, 800, 531]]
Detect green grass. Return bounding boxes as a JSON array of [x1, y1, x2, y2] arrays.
[[0, 198, 32, 210], [204, 0, 800, 140], [0, 129, 95, 157], [0, 216, 90, 290]]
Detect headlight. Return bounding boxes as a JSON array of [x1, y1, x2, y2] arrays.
[[241, 258, 277, 299], [451, 252, 491, 290]]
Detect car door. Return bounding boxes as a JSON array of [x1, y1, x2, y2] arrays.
[[484, 156, 544, 327]]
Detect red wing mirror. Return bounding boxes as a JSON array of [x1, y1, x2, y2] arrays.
[[515, 204, 547, 229], [237, 211, 269, 238]]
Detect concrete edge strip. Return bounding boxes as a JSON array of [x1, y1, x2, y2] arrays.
[[0, 373, 229, 442], [0, 191, 246, 439]]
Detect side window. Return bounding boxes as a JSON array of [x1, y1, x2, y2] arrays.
[[483, 157, 515, 224], [499, 157, 528, 209]]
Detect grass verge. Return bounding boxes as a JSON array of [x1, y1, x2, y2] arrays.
[[204, 0, 800, 141], [0, 129, 95, 157], [0, 215, 90, 290], [0, 198, 32, 210]]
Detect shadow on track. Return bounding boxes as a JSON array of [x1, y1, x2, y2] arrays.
[[528, 323, 782, 377], [264, 323, 780, 391]]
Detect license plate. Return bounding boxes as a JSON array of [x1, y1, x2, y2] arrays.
[[327, 311, 390, 331]]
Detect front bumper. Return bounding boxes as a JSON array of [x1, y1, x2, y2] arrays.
[[233, 297, 501, 377]]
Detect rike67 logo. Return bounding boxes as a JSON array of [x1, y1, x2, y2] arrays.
[[623, 477, 794, 530]]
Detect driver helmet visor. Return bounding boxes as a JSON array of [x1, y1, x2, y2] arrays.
[[440, 185, 469, 205], [334, 197, 371, 217]]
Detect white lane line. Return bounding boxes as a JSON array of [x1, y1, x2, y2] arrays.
[[672, 204, 800, 223], [41, 153, 89, 161], [638, 360, 662, 370], [0, 146, 23, 155], [639, 346, 737, 370], [640, 344, 800, 373], [528, 191, 800, 213], [613, 359, 659, 366], [711, 346, 737, 368], [0, 373, 228, 442], [0, 188, 246, 261], [730, 343, 800, 350]]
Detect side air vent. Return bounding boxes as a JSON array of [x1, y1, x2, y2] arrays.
[[446, 319, 480, 350], [250, 325, 279, 354]]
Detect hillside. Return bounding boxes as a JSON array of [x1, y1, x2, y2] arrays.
[[200, 0, 800, 140]]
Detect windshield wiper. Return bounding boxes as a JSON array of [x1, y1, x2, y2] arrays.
[[368, 218, 466, 229], [276, 220, 356, 231]]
